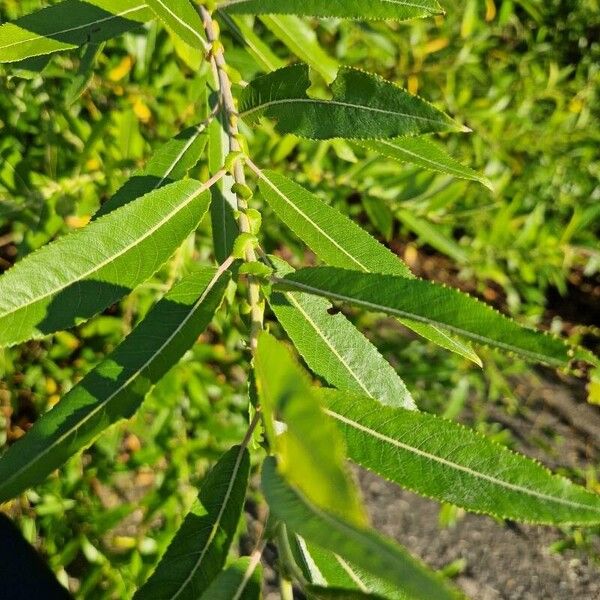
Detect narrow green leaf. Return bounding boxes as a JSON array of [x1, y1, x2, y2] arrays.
[[135, 444, 250, 599], [292, 536, 406, 600], [0, 267, 230, 503], [277, 267, 570, 366], [259, 15, 338, 83], [219, 0, 443, 21], [255, 168, 481, 365], [262, 458, 458, 600], [396, 209, 468, 264], [254, 332, 366, 525], [65, 42, 105, 106], [360, 138, 493, 189], [240, 65, 463, 140], [321, 389, 600, 524], [208, 104, 239, 263], [0, 179, 214, 347], [268, 257, 415, 409], [96, 121, 209, 218], [0, 0, 151, 63], [146, 0, 207, 50], [198, 557, 262, 600], [221, 14, 285, 72]]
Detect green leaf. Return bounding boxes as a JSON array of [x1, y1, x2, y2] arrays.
[[259, 15, 338, 83], [65, 42, 105, 106], [219, 0, 443, 21], [0, 179, 214, 347], [255, 168, 481, 365], [321, 389, 600, 524], [254, 332, 366, 525], [240, 64, 463, 140], [146, 0, 207, 50], [0, 267, 230, 503], [277, 267, 570, 366], [360, 138, 492, 189], [198, 557, 262, 600], [220, 14, 285, 72], [292, 536, 406, 599], [262, 458, 458, 600], [0, 0, 151, 63], [95, 121, 209, 218], [267, 257, 415, 409], [208, 73, 239, 263], [134, 444, 250, 599], [396, 209, 468, 265]]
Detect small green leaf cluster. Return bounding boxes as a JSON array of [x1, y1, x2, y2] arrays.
[[0, 2, 598, 599]]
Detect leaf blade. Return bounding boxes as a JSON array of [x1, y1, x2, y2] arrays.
[[268, 257, 415, 409], [0, 0, 151, 63], [198, 557, 262, 600], [360, 137, 492, 189], [135, 444, 250, 599], [219, 0, 443, 21], [0, 267, 230, 502], [322, 389, 600, 524], [277, 267, 570, 366], [256, 169, 480, 365], [0, 178, 214, 347], [262, 458, 458, 600], [240, 65, 463, 140], [254, 332, 366, 525], [146, 0, 206, 49]]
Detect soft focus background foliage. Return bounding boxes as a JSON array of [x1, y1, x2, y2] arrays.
[[1, 0, 599, 596]]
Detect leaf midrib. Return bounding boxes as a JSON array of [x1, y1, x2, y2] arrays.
[[258, 171, 367, 271], [0, 180, 212, 320], [218, 0, 436, 11], [0, 4, 149, 51], [283, 292, 372, 397], [0, 267, 226, 497], [148, 0, 206, 48], [240, 97, 446, 126], [278, 277, 564, 365], [326, 408, 600, 514], [170, 444, 247, 600]]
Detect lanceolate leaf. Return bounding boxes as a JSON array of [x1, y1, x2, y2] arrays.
[[255, 169, 481, 365], [262, 458, 457, 600], [198, 557, 262, 600], [95, 121, 209, 218], [240, 65, 463, 140], [292, 536, 406, 600], [268, 257, 415, 409], [135, 444, 250, 599], [0, 179, 214, 347], [208, 79, 239, 263], [219, 0, 443, 21], [360, 138, 493, 189], [0, 0, 152, 63], [321, 389, 600, 524], [0, 267, 230, 503], [146, 0, 207, 50], [254, 332, 366, 525], [277, 267, 570, 366]]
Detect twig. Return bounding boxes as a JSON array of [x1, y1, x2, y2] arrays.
[[198, 4, 264, 351]]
